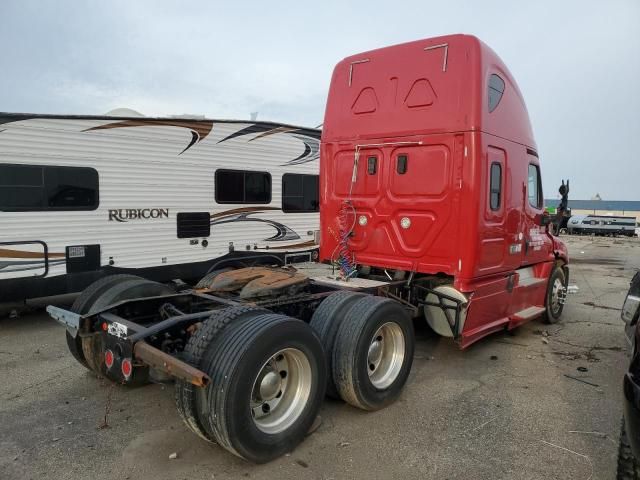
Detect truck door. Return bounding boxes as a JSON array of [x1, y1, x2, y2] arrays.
[[521, 155, 552, 266]]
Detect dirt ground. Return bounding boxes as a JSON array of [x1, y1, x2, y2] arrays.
[[1, 235, 639, 480]]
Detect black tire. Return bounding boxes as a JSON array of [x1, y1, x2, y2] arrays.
[[66, 274, 141, 370], [197, 313, 326, 463], [542, 266, 567, 324], [175, 306, 269, 442], [194, 268, 233, 289], [82, 278, 174, 382], [618, 419, 640, 479], [332, 296, 415, 411], [310, 291, 365, 398]]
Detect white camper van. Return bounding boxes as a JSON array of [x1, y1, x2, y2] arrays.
[[0, 113, 320, 302]]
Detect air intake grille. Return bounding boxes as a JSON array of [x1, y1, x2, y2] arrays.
[[177, 212, 211, 238]]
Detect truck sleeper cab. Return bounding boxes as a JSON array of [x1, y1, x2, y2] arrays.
[[320, 34, 569, 347]]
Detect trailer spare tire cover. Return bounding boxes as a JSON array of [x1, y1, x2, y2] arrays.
[[332, 296, 415, 411], [196, 313, 327, 463]]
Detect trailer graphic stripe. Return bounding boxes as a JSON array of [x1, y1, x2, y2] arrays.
[[216, 123, 320, 165], [0, 248, 65, 259], [83, 119, 215, 154]]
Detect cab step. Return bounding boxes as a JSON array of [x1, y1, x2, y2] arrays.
[[518, 277, 547, 288], [510, 306, 545, 322]]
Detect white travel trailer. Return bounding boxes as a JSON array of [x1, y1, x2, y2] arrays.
[[0, 112, 321, 302]]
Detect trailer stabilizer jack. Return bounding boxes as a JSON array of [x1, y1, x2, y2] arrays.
[[133, 341, 210, 387]]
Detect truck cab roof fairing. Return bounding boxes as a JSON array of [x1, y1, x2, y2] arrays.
[[322, 34, 535, 149]]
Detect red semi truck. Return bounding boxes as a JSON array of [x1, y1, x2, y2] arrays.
[[48, 34, 569, 462], [320, 34, 569, 348]]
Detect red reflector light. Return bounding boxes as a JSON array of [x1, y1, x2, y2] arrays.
[[104, 350, 114, 369], [121, 358, 132, 378]]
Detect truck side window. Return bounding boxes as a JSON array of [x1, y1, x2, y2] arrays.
[[397, 154, 408, 174], [488, 74, 505, 112], [489, 162, 502, 210], [527, 164, 543, 209]]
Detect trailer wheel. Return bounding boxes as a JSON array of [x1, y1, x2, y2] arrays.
[[197, 313, 326, 463], [542, 267, 567, 324], [194, 268, 233, 289], [66, 274, 142, 370], [332, 296, 414, 411], [309, 291, 365, 398], [81, 278, 174, 382], [175, 306, 269, 442]]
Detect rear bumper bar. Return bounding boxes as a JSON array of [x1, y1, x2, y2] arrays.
[[134, 341, 210, 387]]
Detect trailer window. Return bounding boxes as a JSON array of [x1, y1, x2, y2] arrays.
[[488, 74, 505, 112], [527, 164, 543, 209], [489, 162, 502, 210], [215, 169, 271, 204], [282, 174, 319, 213], [0, 164, 99, 211]]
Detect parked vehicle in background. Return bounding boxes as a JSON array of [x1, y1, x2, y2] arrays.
[[567, 214, 637, 237], [48, 34, 570, 463], [620, 271, 640, 479], [0, 113, 320, 302]]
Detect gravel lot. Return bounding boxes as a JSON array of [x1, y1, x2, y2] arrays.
[[1, 235, 638, 480]]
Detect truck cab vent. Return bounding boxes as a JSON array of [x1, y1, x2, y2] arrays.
[[177, 212, 211, 239]]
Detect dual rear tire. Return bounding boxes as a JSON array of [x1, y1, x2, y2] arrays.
[[178, 308, 326, 463], [311, 292, 415, 411]]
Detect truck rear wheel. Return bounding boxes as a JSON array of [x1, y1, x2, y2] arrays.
[[197, 313, 326, 463], [332, 296, 415, 411], [310, 291, 365, 398], [542, 267, 567, 324], [175, 306, 269, 442], [66, 274, 141, 370]]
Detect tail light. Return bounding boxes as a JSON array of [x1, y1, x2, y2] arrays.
[[104, 350, 114, 369], [121, 358, 133, 379]]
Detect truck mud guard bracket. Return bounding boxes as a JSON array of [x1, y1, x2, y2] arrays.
[[46, 305, 81, 337]]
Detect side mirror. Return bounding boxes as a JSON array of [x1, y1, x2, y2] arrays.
[[540, 211, 552, 227]]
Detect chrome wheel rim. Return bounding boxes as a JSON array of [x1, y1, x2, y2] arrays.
[[550, 277, 564, 314], [250, 348, 312, 434], [367, 322, 405, 389]]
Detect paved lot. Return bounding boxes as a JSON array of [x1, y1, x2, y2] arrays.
[[1, 236, 639, 480]]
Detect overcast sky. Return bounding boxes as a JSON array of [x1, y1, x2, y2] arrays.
[[1, 0, 638, 200]]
